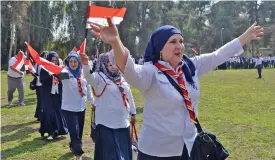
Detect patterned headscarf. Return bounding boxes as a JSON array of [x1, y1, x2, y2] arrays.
[[96, 49, 121, 82]]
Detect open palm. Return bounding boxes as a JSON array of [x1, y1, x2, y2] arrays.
[[88, 17, 119, 44]]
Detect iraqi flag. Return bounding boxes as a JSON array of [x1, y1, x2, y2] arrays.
[[86, 5, 127, 28], [24, 59, 36, 73], [25, 42, 67, 76], [191, 48, 200, 55], [12, 51, 25, 71]]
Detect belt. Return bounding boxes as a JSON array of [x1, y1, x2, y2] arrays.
[[8, 76, 22, 79]]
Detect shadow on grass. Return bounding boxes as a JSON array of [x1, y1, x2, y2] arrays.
[[1, 137, 46, 159], [1, 136, 67, 159], [58, 152, 74, 160], [1, 97, 37, 108], [1, 127, 37, 144], [1, 120, 37, 134], [58, 153, 93, 160]]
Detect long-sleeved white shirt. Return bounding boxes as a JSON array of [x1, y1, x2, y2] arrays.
[[83, 65, 136, 129], [121, 38, 243, 157], [61, 68, 95, 112], [254, 58, 263, 67]]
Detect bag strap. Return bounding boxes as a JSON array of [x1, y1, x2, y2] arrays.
[[91, 109, 95, 123], [131, 123, 138, 141], [92, 72, 108, 98], [162, 71, 203, 133]]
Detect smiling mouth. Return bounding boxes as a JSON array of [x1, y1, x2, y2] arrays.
[[175, 53, 181, 56]]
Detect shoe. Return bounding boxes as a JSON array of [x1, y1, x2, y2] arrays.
[[19, 103, 25, 106], [47, 136, 53, 140], [8, 102, 13, 106], [75, 155, 82, 160]]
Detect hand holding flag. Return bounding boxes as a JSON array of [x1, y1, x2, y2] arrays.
[[12, 51, 25, 72]]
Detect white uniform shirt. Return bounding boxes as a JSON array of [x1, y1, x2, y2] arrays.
[[34, 64, 42, 86], [83, 65, 136, 129], [254, 58, 263, 67], [8, 56, 25, 78], [122, 38, 243, 157], [61, 68, 94, 112]]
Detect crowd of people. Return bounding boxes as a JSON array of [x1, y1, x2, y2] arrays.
[[6, 19, 264, 160], [225, 55, 275, 69]]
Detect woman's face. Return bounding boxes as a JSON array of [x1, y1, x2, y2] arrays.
[[160, 34, 185, 67], [51, 57, 59, 65], [107, 62, 118, 73], [69, 57, 79, 70]]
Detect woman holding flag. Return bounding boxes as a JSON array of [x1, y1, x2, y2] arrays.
[[81, 49, 136, 160], [58, 51, 95, 160], [32, 51, 48, 121], [39, 51, 68, 140], [85, 17, 264, 159]]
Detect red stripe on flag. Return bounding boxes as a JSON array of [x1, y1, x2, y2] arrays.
[[25, 42, 63, 75], [12, 51, 24, 70], [88, 5, 126, 18]]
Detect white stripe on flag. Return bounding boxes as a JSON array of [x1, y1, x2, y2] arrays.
[[86, 17, 123, 28]]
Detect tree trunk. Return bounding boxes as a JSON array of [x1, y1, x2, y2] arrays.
[[13, 27, 17, 56], [8, 23, 15, 61]]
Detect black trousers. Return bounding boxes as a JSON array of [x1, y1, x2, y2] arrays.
[[256, 64, 262, 78], [62, 110, 85, 156]]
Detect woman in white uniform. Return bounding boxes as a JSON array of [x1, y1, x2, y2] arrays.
[[82, 50, 137, 160], [85, 18, 263, 160], [60, 52, 95, 160]]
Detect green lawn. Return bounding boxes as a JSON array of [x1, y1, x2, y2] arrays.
[[1, 69, 275, 160]]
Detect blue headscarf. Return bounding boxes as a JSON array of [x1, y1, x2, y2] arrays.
[[144, 25, 182, 62], [47, 51, 60, 65], [65, 52, 82, 78]]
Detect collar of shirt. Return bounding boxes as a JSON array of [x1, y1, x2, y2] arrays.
[[158, 60, 185, 73]]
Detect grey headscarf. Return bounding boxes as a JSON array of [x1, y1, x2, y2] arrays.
[[96, 49, 121, 82]]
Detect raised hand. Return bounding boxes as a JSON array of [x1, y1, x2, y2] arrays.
[[80, 53, 89, 65], [88, 17, 120, 44], [239, 22, 264, 46]]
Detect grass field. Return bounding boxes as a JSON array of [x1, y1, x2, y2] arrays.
[[1, 69, 275, 160]]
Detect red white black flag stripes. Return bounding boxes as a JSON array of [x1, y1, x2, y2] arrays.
[[12, 51, 25, 71], [86, 5, 127, 28], [25, 42, 67, 75]]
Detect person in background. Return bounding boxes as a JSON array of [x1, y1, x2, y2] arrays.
[[254, 55, 263, 79], [7, 51, 26, 106], [59, 52, 95, 160], [39, 51, 68, 140], [81, 50, 136, 160], [32, 51, 48, 121]]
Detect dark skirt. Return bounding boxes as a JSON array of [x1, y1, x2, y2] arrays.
[[137, 151, 181, 160], [94, 124, 132, 160], [34, 86, 42, 120], [39, 93, 68, 136]]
